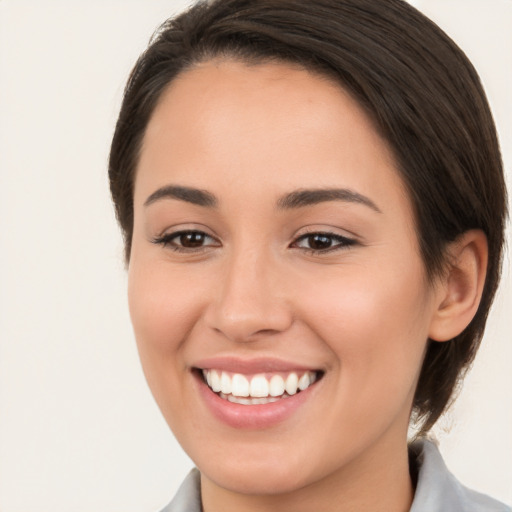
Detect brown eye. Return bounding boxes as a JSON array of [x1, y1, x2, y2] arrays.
[[153, 230, 219, 251], [179, 232, 207, 248], [292, 232, 356, 253], [306, 234, 334, 250]]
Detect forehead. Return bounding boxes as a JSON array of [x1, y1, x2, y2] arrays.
[[136, 59, 409, 216]]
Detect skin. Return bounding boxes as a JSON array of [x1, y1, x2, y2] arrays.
[[128, 60, 486, 512]]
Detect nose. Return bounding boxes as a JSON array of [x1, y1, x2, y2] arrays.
[[204, 247, 293, 343]]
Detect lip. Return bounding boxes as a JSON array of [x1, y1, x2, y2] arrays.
[[192, 358, 323, 429], [194, 356, 320, 374]]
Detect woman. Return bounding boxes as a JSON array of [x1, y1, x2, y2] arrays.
[[108, 0, 509, 510]]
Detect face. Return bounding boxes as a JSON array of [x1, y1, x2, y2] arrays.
[[129, 60, 442, 496]]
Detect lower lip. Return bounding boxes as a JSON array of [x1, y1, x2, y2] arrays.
[[194, 372, 318, 429]]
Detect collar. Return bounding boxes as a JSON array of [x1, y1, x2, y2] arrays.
[[409, 439, 509, 511]]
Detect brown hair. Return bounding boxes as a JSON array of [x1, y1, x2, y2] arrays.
[[109, 0, 507, 434]]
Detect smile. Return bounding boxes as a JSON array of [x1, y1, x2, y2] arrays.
[[202, 369, 319, 405]]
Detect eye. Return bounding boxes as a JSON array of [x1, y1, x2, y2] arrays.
[[292, 232, 356, 253], [152, 230, 220, 252]]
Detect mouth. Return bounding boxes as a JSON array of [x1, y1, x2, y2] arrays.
[[200, 369, 323, 405]]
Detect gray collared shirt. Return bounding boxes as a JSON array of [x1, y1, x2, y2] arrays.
[[160, 440, 510, 511]]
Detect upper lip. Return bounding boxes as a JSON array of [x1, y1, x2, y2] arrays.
[[193, 356, 322, 374]]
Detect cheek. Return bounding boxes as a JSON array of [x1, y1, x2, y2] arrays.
[[299, 258, 431, 339], [296, 260, 432, 410], [126, 258, 218, 440], [126, 258, 208, 410], [128, 260, 202, 353]]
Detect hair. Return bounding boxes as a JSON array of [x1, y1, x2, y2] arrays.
[[109, 0, 507, 434]]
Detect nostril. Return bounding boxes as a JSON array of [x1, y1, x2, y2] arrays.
[[207, 320, 292, 344], [203, 271, 293, 342]]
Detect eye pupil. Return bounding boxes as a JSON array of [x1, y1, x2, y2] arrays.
[[308, 234, 332, 250], [180, 232, 205, 247]]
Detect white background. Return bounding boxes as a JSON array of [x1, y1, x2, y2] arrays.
[[0, 1, 510, 510]]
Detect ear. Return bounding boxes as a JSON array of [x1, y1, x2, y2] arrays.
[[429, 230, 488, 342]]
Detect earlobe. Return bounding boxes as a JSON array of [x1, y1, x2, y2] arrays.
[[428, 230, 488, 342]]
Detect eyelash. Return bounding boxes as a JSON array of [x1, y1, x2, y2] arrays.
[[152, 230, 219, 253], [152, 230, 357, 254], [291, 231, 357, 253]]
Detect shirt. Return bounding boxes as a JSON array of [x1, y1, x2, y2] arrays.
[[160, 440, 511, 511]]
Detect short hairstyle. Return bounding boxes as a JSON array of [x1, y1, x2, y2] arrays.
[[109, 0, 507, 434]]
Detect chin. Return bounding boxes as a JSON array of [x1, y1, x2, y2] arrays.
[[200, 458, 313, 496]]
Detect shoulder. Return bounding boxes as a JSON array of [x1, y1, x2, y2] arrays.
[[409, 439, 511, 512], [159, 468, 202, 512]]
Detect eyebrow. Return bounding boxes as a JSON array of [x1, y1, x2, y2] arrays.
[[144, 185, 217, 208], [144, 184, 381, 213], [277, 188, 381, 213]]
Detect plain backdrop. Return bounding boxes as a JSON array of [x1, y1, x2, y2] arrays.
[[0, 1, 510, 511]]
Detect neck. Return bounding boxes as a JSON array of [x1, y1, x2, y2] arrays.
[[200, 435, 414, 512]]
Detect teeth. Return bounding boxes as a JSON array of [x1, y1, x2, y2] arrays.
[[222, 393, 282, 405], [231, 373, 249, 397], [269, 375, 285, 397], [211, 370, 221, 392], [298, 373, 310, 391], [250, 375, 269, 397], [202, 369, 318, 401], [220, 372, 232, 394], [285, 373, 299, 395]]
